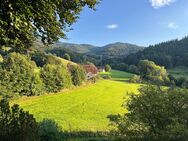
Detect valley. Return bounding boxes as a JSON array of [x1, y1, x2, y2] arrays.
[[13, 70, 140, 132]]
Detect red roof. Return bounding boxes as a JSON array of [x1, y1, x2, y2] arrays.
[[82, 65, 98, 74]]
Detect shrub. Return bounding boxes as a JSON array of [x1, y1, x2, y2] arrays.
[[39, 119, 63, 141], [128, 65, 139, 74], [102, 74, 111, 79], [129, 75, 142, 83], [105, 64, 111, 72], [0, 99, 39, 141], [69, 65, 86, 86], [108, 85, 188, 140], [138, 60, 169, 84], [41, 64, 72, 93], [0, 52, 44, 97], [63, 53, 71, 61]]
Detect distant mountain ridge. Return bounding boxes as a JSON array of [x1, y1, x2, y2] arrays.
[[55, 42, 144, 58]]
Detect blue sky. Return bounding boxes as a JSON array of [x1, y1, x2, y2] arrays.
[[60, 0, 188, 47]]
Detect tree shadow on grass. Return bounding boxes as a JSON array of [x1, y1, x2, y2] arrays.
[[39, 119, 117, 141]]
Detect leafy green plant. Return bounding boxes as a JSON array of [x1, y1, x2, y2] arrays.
[[0, 53, 44, 97], [0, 99, 38, 141], [0, 0, 98, 51], [108, 85, 188, 140], [40, 64, 72, 93]]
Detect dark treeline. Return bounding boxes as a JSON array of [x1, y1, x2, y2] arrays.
[[124, 36, 188, 68], [46, 47, 86, 64]]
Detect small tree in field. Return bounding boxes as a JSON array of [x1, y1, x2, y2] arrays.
[[105, 64, 111, 72]]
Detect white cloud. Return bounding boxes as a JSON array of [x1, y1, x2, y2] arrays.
[[106, 24, 118, 29], [168, 22, 178, 29], [149, 0, 176, 9]]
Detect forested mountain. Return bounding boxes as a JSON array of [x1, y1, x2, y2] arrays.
[[55, 42, 98, 54], [88, 42, 144, 57], [124, 37, 188, 68], [56, 42, 143, 57], [52, 42, 144, 65]]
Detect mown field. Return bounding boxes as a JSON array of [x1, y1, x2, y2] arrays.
[[13, 70, 140, 132], [168, 66, 188, 79]]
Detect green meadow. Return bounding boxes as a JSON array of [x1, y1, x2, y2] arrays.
[[13, 70, 140, 132]]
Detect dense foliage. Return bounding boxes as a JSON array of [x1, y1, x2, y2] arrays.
[[40, 64, 72, 93], [0, 52, 88, 98], [105, 64, 111, 72], [69, 64, 86, 86], [0, 53, 44, 97], [125, 37, 188, 68], [138, 60, 169, 84], [0, 99, 38, 141], [63, 53, 71, 61], [109, 85, 188, 141], [39, 119, 63, 141], [0, 0, 98, 51], [46, 47, 85, 64]]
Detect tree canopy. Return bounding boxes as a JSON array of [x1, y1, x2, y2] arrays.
[[108, 85, 188, 140], [138, 60, 169, 83], [0, 0, 99, 51]]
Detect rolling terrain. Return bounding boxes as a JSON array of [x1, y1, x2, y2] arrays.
[[55, 42, 144, 57], [13, 70, 140, 132]]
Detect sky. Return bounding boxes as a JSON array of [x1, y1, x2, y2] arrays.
[[60, 0, 188, 47]]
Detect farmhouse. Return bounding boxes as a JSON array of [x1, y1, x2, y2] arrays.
[[82, 64, 98, 80], [98, 66, 105, 72]]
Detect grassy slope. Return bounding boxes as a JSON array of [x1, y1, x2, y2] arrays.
[[14, 70, 140, 132], [60, 57, 77, 66], [168, 66, 188, 79]]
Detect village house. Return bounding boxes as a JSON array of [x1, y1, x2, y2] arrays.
[[82, 64, 98, 80], [98, 66, 105, 72]]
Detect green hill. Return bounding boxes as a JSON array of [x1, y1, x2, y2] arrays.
[[13, 70, 140, 132], [125, 36, 188, 68], [55, 42, 143, 57]]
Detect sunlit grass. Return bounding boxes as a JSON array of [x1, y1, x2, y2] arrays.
[[13, 70, 140, 132]]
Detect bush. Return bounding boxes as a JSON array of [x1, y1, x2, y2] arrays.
[[105, 64, 111, 72], [39, 119, 63, 141], [102, 74, 111, 79], [128, 65, 139, 74], [138, 60, 169, 84], [129, 75, 142, 83], [0, 52, 44, 97], [108, 85, 188, 140], [0, 99, 39, 141], [63, 53, 71, 61], [41, 64, 72, 93], [69, 65, 86, 86]]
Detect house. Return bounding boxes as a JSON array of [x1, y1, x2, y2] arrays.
[[82, 64, 98, 80], [98, 66, 105, 72]]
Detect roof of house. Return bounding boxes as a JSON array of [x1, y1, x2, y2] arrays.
[[82, 64, 98, 74]]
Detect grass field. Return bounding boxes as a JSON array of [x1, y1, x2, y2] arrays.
[[168, 66, 188, 79], [99, 70, 134, 81], [13, 70, 140, 132]]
